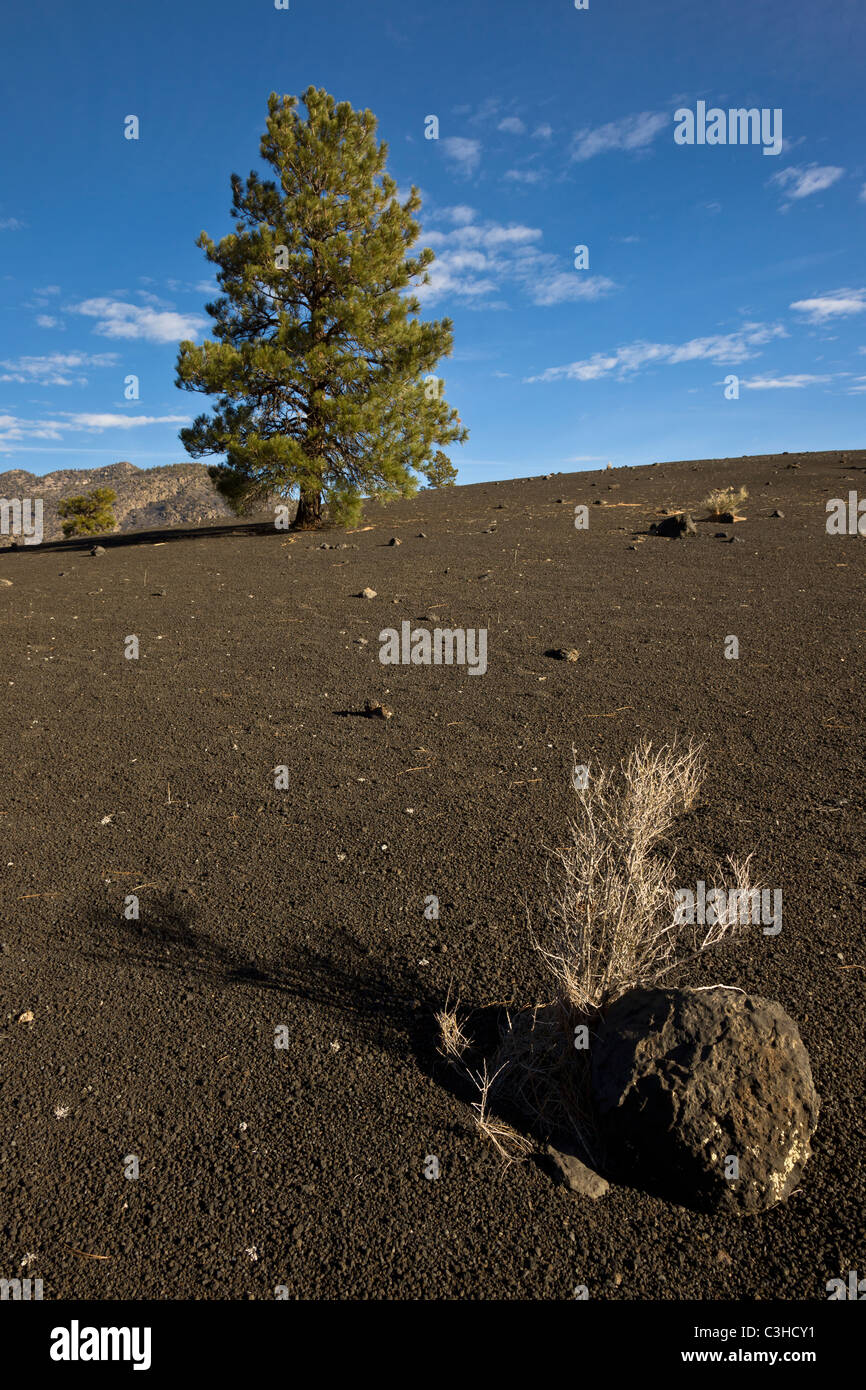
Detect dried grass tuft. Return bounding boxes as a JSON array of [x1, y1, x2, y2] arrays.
[[703, 485, 749, 517]]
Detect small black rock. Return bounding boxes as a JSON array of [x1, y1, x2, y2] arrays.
[[652, 512, 697, 539]]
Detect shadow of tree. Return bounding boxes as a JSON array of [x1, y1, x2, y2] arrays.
[[1, 515, 335, 558]]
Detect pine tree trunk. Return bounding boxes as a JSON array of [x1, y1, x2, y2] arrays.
[[294, 487, 323, 529]]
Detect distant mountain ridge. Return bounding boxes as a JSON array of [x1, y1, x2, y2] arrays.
[[0, 461, 238, 544]]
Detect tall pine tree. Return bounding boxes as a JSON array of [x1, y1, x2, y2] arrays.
[[176, 88, 466, 528]]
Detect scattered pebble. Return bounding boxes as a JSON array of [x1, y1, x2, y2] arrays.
[[364, 699, 393, 719]]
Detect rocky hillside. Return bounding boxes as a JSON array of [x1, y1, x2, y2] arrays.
[[0, 461, 237, 544]]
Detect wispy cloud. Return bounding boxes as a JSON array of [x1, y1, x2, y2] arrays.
[[164, 278, 219, 296], [571, 111, 668, 161], [442, 204, 477, 225], [532, 124, 553, 140], [441, 137, 481, 177], [0, 414, 64, 443], [0, 411, 190, 445], [789, 288, 866, 323], [71, 297, 208, 343], [0, 217, 26, 231], [498, 116, 525, 135], [421, 214, 618, 308], [504, 169, 543, 185], [527, 323, 787, 382], [63, 413, 190, 430], [531, 272, 617, 307], [0, 351, 118, 386], [769, 163, 845, 206], [739, 373, 831, 389]]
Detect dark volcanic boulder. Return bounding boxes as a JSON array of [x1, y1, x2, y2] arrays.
[[590, 987, 818, 1213], [651, 512, 696, 538]]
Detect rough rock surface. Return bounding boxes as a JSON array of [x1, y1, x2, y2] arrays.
[[546, 1143, 609, 1199], [591, 986, 818, 1213], [652, 512, 697, 538], [0, 461, 246, 545]]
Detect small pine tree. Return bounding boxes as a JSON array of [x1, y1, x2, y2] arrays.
[[57, 487, 117, 538], [176, 87, 467, 529]]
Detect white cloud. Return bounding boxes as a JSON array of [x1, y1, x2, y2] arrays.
[[35, 315, 61, 329], [71, 297, 208, 343], [789, 288, 866, 323], [571, 111, 669, 161], [425, 221, 541, 253], [420, 217, 618, 309], [860, 184, 866, 203], [740, 373, 831, 389], [63, 413, 190, 430], [464, 98, 502, 126], [527, 323, 787, 382], [498, 117, 525, 135], [0, 351, 118, 386], [0, 411, 190, 445], [532, 124, 553, 140], [780, 135, 807, 156], [0, 217, 25, 231], [769, 164, 845, 203], [163, 277, 219, 296], [0, 414, 64, 443], [531, 271, 618, 306], [504, 169, 543, 185], [441, 137, 481, 176], [443, 205, 477, 225]]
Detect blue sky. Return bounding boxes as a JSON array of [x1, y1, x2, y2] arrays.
[[1, 0, 864, 483]]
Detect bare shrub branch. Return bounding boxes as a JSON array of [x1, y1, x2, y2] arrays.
[[469, 1059, 533, 1165], [535, 739, 755, 1017]]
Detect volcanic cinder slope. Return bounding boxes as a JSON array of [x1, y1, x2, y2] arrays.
[[1, 449, 864, 1300]]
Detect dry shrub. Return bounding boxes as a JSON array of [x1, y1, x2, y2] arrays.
[[443, 739, 761, 1166], [534, 739, 756, 1018], [703, 485, 748, 517]]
